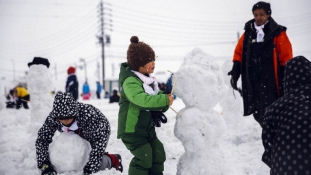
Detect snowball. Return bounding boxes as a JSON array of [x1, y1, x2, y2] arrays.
[[49, 133, 91, 173]]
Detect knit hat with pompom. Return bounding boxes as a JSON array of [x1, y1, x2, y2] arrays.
[[127, 36, 155, 71]]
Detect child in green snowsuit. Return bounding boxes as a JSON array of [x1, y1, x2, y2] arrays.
[[118, 36, 174, 175]]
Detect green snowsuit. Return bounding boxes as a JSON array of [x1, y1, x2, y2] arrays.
[[118, 63, 169, 175]]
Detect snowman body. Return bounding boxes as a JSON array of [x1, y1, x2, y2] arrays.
[[174, 48, 228, 175]]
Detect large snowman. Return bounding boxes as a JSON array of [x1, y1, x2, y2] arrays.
[[27, 57, 54, 136], [174, 48, 228, 175]]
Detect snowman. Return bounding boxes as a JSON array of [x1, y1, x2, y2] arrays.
[[173, 48, 228, 175], [27, 57, 54, 136]]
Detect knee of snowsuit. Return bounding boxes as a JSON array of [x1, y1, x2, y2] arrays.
[[121, 135, 166, 175]]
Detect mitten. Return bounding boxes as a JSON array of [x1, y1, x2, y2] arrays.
[[151, 111, 167, 127], [158, 112, 167, 123], [82, 166, 92, 175], [41, 163, 56, 175], [152, 115, 161, 127]]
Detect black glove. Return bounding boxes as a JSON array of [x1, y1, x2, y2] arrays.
[[228, 61, 241, 91], [83, 166, 92, 175], [230, 75, 239, 90], [151, 111, 167, 127], [41, 163, 56, 175]]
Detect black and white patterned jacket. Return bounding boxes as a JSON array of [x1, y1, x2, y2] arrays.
[[35, 92, 111, 173], [262, 56, 311, 175]]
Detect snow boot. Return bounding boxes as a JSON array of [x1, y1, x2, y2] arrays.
[[106, 153, 123, 172]]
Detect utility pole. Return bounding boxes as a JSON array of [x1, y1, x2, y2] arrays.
[[98, 0, 112, 90], [80, 58, 87, 83], [99, 0, 106, 89]]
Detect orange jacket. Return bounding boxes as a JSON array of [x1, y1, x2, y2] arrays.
[[233, 31, 293, 96]]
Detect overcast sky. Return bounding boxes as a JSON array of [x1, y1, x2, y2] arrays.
[[0, 0, 310, 85]]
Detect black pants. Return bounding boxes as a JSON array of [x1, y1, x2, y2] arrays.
[[16, 95, 30, 109], [96, 92, 101, 99], [251, 80, 263, 127]]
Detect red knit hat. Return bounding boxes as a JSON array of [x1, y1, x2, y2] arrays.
[[67, 66, 76, 74]]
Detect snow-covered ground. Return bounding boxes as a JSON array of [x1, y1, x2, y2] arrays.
[[0, 97, 269, 175]]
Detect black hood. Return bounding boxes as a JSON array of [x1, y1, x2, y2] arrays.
[[284, 56, 311, 94], [51, 92, 79, 119]]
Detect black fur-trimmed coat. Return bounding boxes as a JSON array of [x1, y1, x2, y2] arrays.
[[35, 92, 111, 173]]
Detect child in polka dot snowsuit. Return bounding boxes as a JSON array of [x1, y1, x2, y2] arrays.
[[262, 56, 311, 175], [35, 92, 123, 175]]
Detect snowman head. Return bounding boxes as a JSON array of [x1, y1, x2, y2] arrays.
[[174, 48, 227, 110]]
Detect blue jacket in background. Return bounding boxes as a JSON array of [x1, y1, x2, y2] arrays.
[[82, 83, 90, 94]]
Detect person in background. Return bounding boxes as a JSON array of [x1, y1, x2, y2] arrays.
[[228, 1, 293, 127], [104, 91, 110, 99], [36, 92, 123, 175], [96, 81, 102, 99], [65, 66, 79, 100], [13, 86, 30, 109], [5, 89, 16, 108], [109, 90, 120, 103], [262, 56, 311, 174], [118, 36, 174, 175], [82, 82, 91, 100]]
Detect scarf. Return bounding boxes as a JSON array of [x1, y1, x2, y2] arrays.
[[254, 20, 269, 42], [131, 70, 159, 95], [61, 120, 79, 134]]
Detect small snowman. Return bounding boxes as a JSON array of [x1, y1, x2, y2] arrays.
[[27, 57, 54, 135], [174, 48, 228, 175]]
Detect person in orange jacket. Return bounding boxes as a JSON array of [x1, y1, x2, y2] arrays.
[[13, 86, 30, 109], [228, 1, 293, 127]]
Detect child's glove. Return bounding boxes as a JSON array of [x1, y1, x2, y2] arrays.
[[151, 111, 167, 127], [41, 163, 56, 175], [82, 167, 92, 175]]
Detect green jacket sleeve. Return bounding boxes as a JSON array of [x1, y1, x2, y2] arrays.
[[123, 77, 168, 111]]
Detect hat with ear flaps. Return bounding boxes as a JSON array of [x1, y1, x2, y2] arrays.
[[127, 36, 155, 71], [52, 92, 79, 120]]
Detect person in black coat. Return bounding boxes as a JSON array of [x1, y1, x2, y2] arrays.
[[262, 56, 311, 175], [109, 90, 120, 103], [228, 2, 293, 127], [36, 92, 123, 175], [65, 66, 79, 100]]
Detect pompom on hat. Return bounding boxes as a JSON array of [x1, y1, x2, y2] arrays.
[[127, 36, 155, 71]]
